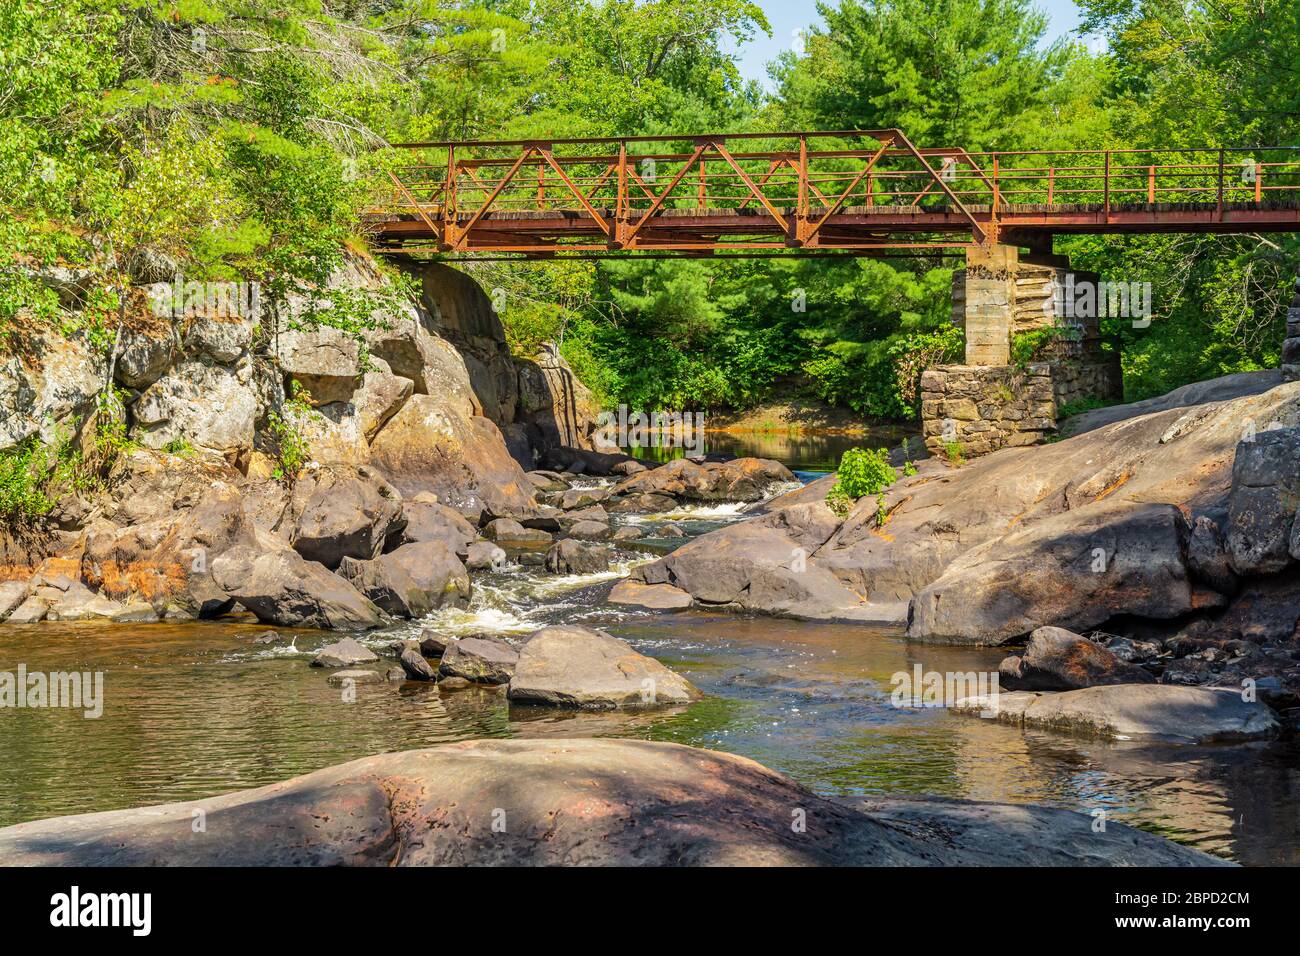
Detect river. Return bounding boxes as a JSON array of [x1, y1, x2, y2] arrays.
[[1, 438, 1298, 864]]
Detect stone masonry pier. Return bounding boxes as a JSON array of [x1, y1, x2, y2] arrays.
[[923, 243, 1122, 459]]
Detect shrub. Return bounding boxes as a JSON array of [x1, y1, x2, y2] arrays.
[[0, 440, 57, 523], [269, 382, 315, 483], [826, 447, 897, 517]]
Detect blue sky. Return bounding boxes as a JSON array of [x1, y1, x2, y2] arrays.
[[728, 0, 1088, 90]]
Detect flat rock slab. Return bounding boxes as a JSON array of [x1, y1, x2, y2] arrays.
[[326, 669, 383, 685], [842, 795, 1232, 867], [0, 739, 1224, 866], [607, 580, 693, 610], [311, 638, 380, 668], [953, 684, 1279, 743]]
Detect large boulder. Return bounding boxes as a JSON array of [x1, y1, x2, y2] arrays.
[[481, 518, 551, 548], [438, 636, 519, 684], [281, 464, 406, 570], [636, 503, 881, 622], [906, 502, 1200, 645], [83, 484, 258, 616], [397, 642, 437, 681], [566, 520, 612, 541], [507, 625, 700, 709], [607, 580, 693, 610], [515, 343, 608, 452], [1226, 426, 1300, 575], [611, 456, 795, 504], [953, 685, 1278, 743], [399, 500, 476, 555], [998, 627, 1155, 690], [0, 739, 1223, 866], [311, 637, 380, 668], [273, 325, 364, 406], [369, 395, 536, 520], [0, 581, 29, 621], [465, 541, 507, 571], [6, 596, 50, 623], [212, 546, 385, 630], [545, 539, 609, 575], [338, 541, 470, 618], [132, 358, 257, 457]]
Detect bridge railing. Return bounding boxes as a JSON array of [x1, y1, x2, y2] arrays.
[[969, 147, 1300, 209]]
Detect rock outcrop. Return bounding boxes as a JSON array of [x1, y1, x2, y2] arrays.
[[0, 739, 1226, 866], [0, 330, 106, 452], [1225, 425, 1300, 575], [514, 342, 611, 459], [0, 250, 554, 630], [507, 625, 700, 709], [369, 396, 536, 520], [654, 375, 1300, 646], [907, 501, 1200, 645]]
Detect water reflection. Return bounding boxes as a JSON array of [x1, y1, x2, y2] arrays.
[[623, 425, 918, 473]]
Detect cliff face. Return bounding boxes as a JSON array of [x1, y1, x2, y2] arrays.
[[398, 261, 519, 427], [0, 253, 603, 478], [398, 261, 610, 464], [0, 251, 619, 624]]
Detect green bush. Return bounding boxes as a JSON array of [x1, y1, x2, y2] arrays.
[[826, 447, 897, 517], [268, 382, 315, 483], [0, 439, 58, 524]]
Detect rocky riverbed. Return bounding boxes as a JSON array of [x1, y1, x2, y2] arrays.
[[4, 254, 1300, 866], [3, 476, 1300, 864]]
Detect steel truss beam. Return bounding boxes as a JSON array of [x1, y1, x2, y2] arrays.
[[365, 132, 1300, 258]]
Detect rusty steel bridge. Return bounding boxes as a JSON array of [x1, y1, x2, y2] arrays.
[[364, 129, 1300, 258]]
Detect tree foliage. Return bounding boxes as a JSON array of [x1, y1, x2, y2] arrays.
[[2, 0, 1295, 422]]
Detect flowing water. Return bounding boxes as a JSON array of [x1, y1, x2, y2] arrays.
[[2, 474, 1298, 865]]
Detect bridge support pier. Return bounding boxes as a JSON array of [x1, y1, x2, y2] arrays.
[[1285, 267, 1300, 382], [921, 243, 1122, 460]]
